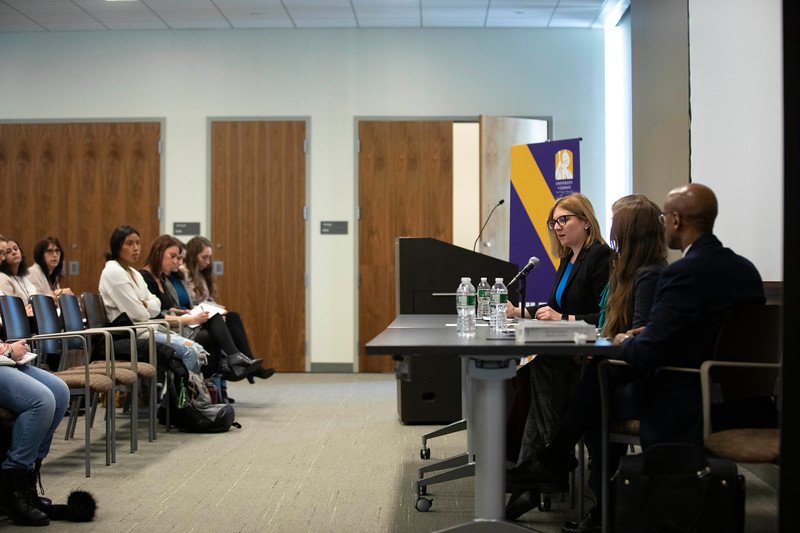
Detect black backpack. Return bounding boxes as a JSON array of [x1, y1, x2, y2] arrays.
[[160, 362, 239, 433]]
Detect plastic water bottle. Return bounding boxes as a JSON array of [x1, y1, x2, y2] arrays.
[[456, 277, 477, 337], [476, 277, 491, 320], [490, 277, 508, 332]]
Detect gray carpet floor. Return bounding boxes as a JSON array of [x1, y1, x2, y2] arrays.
[[3, 373, 778, 532]]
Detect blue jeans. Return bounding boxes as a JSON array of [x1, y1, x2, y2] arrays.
[[153, 331, 203, 374], [0, 364, 70, 471]]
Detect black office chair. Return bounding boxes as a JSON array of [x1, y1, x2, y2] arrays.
[[0, 294, 112, 477]]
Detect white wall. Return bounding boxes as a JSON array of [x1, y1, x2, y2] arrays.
[[0, 28, 605, 367], [689, 0, 783, 280], [452, 122, 480, 251]]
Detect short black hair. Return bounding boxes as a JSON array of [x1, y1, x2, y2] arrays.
[[108, 225, 140, 261]]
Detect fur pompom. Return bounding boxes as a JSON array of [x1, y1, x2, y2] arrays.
[[45, 490, 97, 522]]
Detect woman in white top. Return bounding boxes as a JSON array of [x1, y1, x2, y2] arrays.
[[0, 239, 39, 316], [98, 225, 205, 375], [26, 237, 73, 298]]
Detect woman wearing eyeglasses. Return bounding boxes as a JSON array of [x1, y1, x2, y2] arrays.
[[26, 237, 73, 298], [507, 193, 610, 322], [503, 193, 610, 519]]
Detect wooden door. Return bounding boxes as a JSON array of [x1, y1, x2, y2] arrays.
[[479, 116, 548, 260], [0, 122, 161, 294], [358, 120, 453, 373], [211, 121, 306, 372]]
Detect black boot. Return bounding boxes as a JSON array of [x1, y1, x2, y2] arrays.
[[218, 355, 248, 382], [246, 366, 275, 384], [27, 459, 52, 513], [227, 352, 263, 374], [0, 468, 50, 526]]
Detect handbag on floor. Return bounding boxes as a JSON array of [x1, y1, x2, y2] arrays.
[[614, 443, 745, 533]]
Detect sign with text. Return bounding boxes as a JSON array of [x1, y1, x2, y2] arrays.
[[509, 138, 581, 307]]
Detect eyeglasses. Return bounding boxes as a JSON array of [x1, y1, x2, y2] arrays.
[[45, 248, 61, 254], [546, 214, 580, 230]]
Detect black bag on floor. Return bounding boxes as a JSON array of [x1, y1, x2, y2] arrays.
[[615, 443, 745, 533], [160, 370, 238, 433]]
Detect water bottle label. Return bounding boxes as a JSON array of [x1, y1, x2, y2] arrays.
[[466, 295, 476, 306], [499, 294, 508, 304], [477, 289, 489, 297]]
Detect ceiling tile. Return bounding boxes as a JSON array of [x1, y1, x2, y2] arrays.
[[549, 6, 598, 27]]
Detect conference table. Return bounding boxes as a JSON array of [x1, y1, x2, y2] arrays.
[[365, 314, 620, 532]]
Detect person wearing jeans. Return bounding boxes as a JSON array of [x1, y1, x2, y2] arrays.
[[0, 340, 70, 526]]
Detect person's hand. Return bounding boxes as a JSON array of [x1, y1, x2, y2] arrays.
[[613, 326, 645, 345], [184, 311, 209, 326], [24, 303, 33, 317], [505, 301, 520, 318], [626, 326, 645, 337], [9, 340, 29, 362], [534, 306, 562, 321], [170, 308, 189, 316], [54, 288, 73, 296]]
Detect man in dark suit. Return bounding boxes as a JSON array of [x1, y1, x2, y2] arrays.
[[506, 183, 765, 531]]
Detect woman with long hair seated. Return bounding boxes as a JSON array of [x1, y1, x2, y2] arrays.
[[98, 225, 206, 376], [26, 236, 73, 298], [182, 236, 274, 382], [139, 234, 262, 382], [0, 239, 40, 316]]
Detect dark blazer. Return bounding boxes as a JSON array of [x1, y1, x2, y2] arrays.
[[527, 241, 611, 325], [629, 263, 666, 329], [620, 233, 765, 446]]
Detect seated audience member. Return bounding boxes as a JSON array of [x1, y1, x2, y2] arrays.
[[502, 193, 610, 493], [506, 194, 668, 521], [0, 239, 39, 315], [182, 236, 274, 382], [98, 225, 206, 375], [139, 235, 263, 382], [0, 339, 69, 526], [508, 183, 765, 532], [26, 236, 73, 298]]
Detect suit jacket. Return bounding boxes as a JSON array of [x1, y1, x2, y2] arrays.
[[620, 233, 765, 446], [527, 241, 611, 325]]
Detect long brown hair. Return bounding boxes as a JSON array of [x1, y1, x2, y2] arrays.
[[546, 193, 605, 258], [143, 234, 182, 279], [602, 195, 667, 336], [184, 236, 215, 298]]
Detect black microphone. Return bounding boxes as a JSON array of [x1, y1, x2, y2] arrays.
[[472, 199, 505, 252], [508, 256, 540, 287]]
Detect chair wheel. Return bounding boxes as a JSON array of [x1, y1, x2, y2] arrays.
[[538, 495, 551, 512], [415, 497, 432, 512], [420, 447, 431, 459]]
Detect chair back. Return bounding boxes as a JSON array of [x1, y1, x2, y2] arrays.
[[30, 294, 65, 358], [59, 293, 86, 333], [712, 303, 781, 402], [0, 295, 33, 340], [58, 293, 86, 351], [81, 292, 108, 329]]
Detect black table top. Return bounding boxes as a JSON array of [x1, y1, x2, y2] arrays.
[[366, 314, 621, 357]]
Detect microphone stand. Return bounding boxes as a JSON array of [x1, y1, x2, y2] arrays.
[[517, 274, 527, 321]]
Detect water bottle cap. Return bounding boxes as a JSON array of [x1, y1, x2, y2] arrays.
[[461, 277, 471, 282], [495, 277, 504, 283], [480, 277, 487, 281]]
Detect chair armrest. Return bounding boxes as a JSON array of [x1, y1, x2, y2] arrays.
[[23, 332, 94, 381]]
